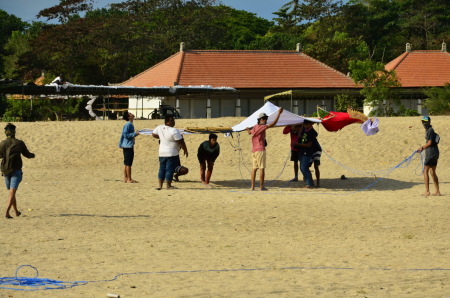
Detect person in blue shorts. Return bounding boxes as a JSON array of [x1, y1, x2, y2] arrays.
[[0, 123, 35, 219]]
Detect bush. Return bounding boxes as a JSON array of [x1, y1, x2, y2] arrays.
[[422, 84, 450, 115]]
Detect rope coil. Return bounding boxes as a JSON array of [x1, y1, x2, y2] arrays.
[[1, 263, 449, 291]]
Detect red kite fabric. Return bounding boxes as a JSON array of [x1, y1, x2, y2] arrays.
[[321, 111, 364, 132]]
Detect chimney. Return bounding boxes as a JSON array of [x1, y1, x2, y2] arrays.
[[180, 42, 185, 52], [406, 43, 411, 52], [296, 43, 302, 53], [442, 41, 447, 52]]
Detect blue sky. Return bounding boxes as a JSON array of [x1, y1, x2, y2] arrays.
[[0, 0, 285, 23]]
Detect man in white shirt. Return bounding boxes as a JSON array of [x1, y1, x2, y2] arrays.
[[152, 115, 188, 189]]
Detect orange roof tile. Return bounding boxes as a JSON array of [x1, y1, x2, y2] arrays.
[[120, 52, 184, 87], [385, 50, 450, 87], [120, 50, 356, 89]]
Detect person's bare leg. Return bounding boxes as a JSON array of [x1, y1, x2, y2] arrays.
[[200, 163, 206, 183], [166, 179, 174, 189], [125, 166, 137, 183], [422, 165, 431, 196], [314, 163, 320, 187], [6, 188, 18, 218], [205, 162, 214, 184], [157, 179, 164, 190], [260, 168, 266, 190], [123, 166, 128, 182], [251, 168, 258, 190], [205, 170, 212, 184], [430, 166, 441, 196], [292, 160, 298, 181], [125, 166, 131, 182]]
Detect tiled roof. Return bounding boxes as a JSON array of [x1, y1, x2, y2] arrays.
[[120, 52, 184, 87], [385, 50, 450, 87], [120, 50, 356, 89]]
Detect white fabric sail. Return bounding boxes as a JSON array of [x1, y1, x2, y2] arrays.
[[231, 101, 321, 132]]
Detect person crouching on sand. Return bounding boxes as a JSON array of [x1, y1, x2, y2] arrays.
[[0, 123, 35, 219], [197, 133, 220, 186]]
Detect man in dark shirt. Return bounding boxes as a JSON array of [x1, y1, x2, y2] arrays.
[[417, 116, 440, 196], [0, 123, 35, 219], [197, 133, 220, 186], [294, 120, 318, 188]]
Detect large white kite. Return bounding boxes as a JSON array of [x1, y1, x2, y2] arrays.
[[231, 101, 321, 132], [139, 101, 321, 135]]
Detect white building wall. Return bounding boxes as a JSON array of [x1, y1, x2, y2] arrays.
[[129, 96, 163, 119], [126, 94, 357, 118]]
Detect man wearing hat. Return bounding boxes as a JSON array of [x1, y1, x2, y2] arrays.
[[0, 123, 35, 219], [417, 116, 440, 196], [246, 108, 283, 190]]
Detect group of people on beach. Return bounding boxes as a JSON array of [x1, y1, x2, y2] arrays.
[[118, 111, 220, 189], [246, 107, 322, 191], [0, 111, 441, 219], [119, 108, 323, 191], [118, 109, 442, 195]]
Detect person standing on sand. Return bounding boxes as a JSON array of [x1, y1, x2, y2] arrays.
[[119, 111, 139, 183], [197, 133, 220, 186], [293, 120, 318, 189], [283, 124, 302, 182], [417, 116, 441, 196], [308, 137, 322, 187], [246, 108, 283, 191], [152, 115, 188, 190], [0, 123, 35, 219]]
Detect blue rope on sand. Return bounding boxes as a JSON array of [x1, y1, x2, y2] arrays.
[[2, 263, 450, 291], [0, 265, 87, 291], [322, 149, 419, 177], [229, 150, 420, 195]]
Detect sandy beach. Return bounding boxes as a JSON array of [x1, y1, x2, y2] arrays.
[[0, 115, 449, 297]]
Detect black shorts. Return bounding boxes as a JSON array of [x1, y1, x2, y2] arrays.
[[290, 150, 299, 162], [123, 148, 134, 166], [424, 155, 439, 167], [198, 153, 214, 165]]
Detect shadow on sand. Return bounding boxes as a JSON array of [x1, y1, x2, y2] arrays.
[[54, 214, 151, 218], [210, 176, 420, 192]]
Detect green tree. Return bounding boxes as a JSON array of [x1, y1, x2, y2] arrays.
[[334, 94, 362, 112], [26, 0, 274, 85], [302, 21, 368, 73], [341, 0, 401, 62], [3, 97, 85, 121], [422, 84, 450, 115], [349, 59, 402, 116], [2, 31, 30, 79], [398, 0, 450, 50], [211, 6, 273, 49], [37, 0, 95, 23], [0, 10, 28, 76]]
